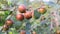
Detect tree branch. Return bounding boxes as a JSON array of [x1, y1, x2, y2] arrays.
[[0, 9, 8, 11]]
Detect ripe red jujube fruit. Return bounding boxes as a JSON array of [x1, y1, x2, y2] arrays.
[[38, 7, 46, 14], [24, 11, 32, 19], [18, 5, 26, 13], [32, 31, 36, 34], [56, 30, 60, 34], [20, 30, 26, 34], [16, 14, 24, 21], [2, 25, 9, 31], [5, 19, 13, 26]]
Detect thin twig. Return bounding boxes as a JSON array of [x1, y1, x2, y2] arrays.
[[0, 9, 8, 11]]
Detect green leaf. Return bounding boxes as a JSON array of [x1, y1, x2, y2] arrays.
[[7, 1, 12, 5], [34, 9, 41, 19], [4, 11, 10, 15], [9, 32, 13, 34], [9, 28, 18, 34]]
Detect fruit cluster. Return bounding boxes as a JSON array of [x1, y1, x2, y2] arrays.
[[2, 19, 13, 31], [16, 5, 46, 21], [1, 4, 47, 34]]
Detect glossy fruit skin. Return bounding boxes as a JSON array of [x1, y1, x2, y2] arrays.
[[16, 14, 24, 21], [6, 19, 13, 26], [24, 11, 32, 19], [38, 8, 46, 14], [20, 30, 26, 34], [32, 31, 36, 34], [18, 5, 26, 13], [56, 30, 60, 34], [2, 25, 9, 31]]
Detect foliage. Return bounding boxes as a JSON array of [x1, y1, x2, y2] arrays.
[[0, 0, 60, 34]]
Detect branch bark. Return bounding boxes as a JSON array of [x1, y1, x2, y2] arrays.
[[0, 9, 8, 11]]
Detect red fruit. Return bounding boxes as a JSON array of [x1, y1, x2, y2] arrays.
[[18, 5, 26, 13], [24, 11, 32, 19], [16, 14, 24, 21], [32, 31, 36, 34], [38, 8, 46, 14], [6, 19, 13, 26], [20, 30, 26, 34], [56, 30, 60, 34], [2, 25, 9, 31]]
